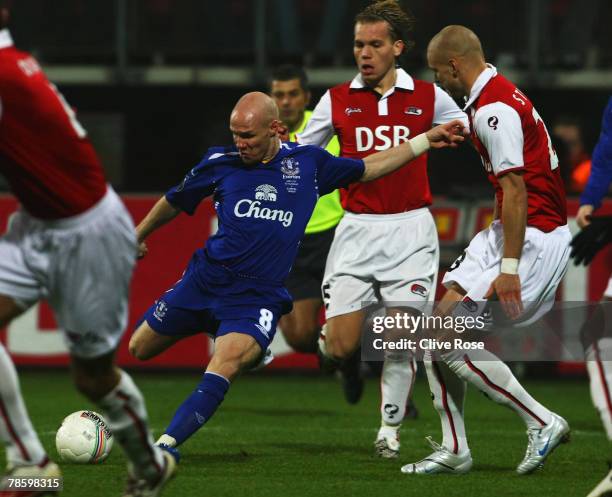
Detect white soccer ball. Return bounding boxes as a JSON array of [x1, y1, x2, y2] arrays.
[[55, 410, 114, 464]]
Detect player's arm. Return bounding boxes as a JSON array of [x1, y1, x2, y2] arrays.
[[577, 98, 612, 228], [296, 91, 335, 148], [360, 120, 465, 182], [135, 196, 181, 258], [474, 102, 526, 319], [492, 195, 499, 220], [136, 153, 218, 258], [498, 171, 527, 261], [432, 85, 470, 128]]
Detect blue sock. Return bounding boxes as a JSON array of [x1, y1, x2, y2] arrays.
[[165, 372, 230, 446]]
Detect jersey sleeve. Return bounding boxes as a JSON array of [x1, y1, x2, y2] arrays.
[[165, 151, 219, 215], [433, 85, 469, 128], [312, 146, 364, 195], [580, 98, 612, 209], [474, 102, 524, 177], [297, 91, 335, 148]]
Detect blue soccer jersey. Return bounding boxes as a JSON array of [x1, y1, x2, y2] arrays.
[[580, 97, 612, 209], [165, 141, 364, 284], [141, 141, 364, 350]]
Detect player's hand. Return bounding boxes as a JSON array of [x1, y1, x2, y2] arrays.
[[426, 120, 466, 149], [570, 215, 612, 265], [485, 273, 523, 320], [137, 241, 148, 259], [576, 204, 594, 228]]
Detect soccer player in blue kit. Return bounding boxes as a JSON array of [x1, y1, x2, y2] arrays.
[[128, 92, 465, 453]]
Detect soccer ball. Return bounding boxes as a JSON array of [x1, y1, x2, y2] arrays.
[[55, 410, 114, 464]]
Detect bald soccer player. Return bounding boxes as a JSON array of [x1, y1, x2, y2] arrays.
[[128, 92, 465, 455], [399, 26, 571, 476]]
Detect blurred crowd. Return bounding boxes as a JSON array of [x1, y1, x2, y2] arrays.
[[7, 0, 612, 68]]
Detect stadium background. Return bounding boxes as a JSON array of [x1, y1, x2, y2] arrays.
[[0, 2, 611, 495]]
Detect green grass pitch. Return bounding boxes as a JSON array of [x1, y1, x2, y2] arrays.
[[4, 370, 608, 497]]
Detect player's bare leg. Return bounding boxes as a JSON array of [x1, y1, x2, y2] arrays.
[[320, 310, 366, 404], [279, 298, 321, 353], [129, 321, 185, 361], [0, 294, 61, 497], [71, 350, 175, 497], [156, 333, 261, 450]]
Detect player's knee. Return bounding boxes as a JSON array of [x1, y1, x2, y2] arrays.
[[128, 334, 153, 361], [287, 336, 317, 354], [283, 323, 319, 353]]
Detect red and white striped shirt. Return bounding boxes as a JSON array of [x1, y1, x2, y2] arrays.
[[466, 65, 566, 232], [298, 68, 468, 214]]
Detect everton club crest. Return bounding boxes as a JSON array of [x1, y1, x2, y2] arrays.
[[281, 157, 301, 177]]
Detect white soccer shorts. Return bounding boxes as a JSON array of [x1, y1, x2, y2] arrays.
[[0, 187, 137, 358], [442, 220, 571, 325], [322, 208, 439, 319]]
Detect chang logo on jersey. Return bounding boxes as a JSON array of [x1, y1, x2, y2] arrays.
[[234, 185, 293, 227], [356, 126, 410, 152], [255, 184, 278, 201]]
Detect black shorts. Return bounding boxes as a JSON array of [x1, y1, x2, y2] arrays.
[[286, 226, 336, 301]]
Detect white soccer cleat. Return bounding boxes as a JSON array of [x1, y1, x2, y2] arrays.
[[400, 436, 473, 475], [155, 434, 177, 449], [251, 348, 274, 371], [374, 424, 401, 459], [122, 447, 178, 497], [516, 412, 570, 475], [1, 459, 62, 497], [587, 468, 612, 497]]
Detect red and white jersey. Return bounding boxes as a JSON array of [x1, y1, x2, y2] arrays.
[[0, 30, 106, 220], [298, 68, 468, 214], [465, 65, 566, 232]]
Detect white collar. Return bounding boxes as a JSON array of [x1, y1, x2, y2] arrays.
[[0, 29, 13, 50], [463, 63, 497, 110], [349, 67, 415, 91]]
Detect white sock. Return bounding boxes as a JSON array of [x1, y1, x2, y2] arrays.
[[443, 349, 552, 429], [586, 338, 612, 440], [97, 370, 164, 482], [0, 344, 47, 467], [424, 352, 469, 454], [318, 323, 334, 360], [380, 352, 415, 426]]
